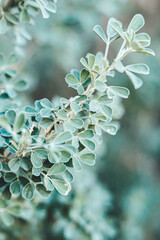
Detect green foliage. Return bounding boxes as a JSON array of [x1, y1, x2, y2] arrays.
[[0, 7, 154, 210], [0, 1, 158, 238], [0, 171, 116, 240]]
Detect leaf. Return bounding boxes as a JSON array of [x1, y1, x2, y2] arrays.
[[64, 121, 75, 132], [9, 180, 21, 195], [20, 157, 32, 171], [39, 118, 53, 128], [128, 14, 145, 32], [70, 102, 81, 112], [22, 183, 35, 200], [95, 125, 102, 136], [125, 70, 143, 89], [36, 184, 51, 198], [60, 98, 70, 104], [47, 163, 66, 176], [99, 105, 112, 118], [89, 100, 98, 112], [38, 3, 49, 18], [0, 17, 9, 35], [25, 106, 37, 115], [0, 116, 12, 132], [125, 64, 149, 75], [8, 158, 20, 172], [43, 176, 54, 191], [79, 153, 96, 166], [5, 13, 19, 25], [32, 167, 42, 177], [77, 85, 84, 95], [20, 9, 30, 22], [107, 18, 119, 38], [135, 48, 155, 56], [100, 123, 118, 135], [93, 25, 107, 42], [5, 110, 16, 125], [109, 20, 124, 38], [87, 54, 95, 69], [80, 57, 89, 69], [135, 33, 150, 47], [72, 156, 82, 172], [48, 152, 56, 163], [41, 98, 53, 109], [45, 2, 57, 13], [114, 60, 124, 73], [95, 80, 107, 92], [54, 131, 72, 144], [75, 95, 87, 103], [80, 69, 90, 84], [62, 170, 73, 183], [13, 113, 26, 132], [109, 86, 130, 98], [98, 95, 112, 104], [80, 139, 95, 151], [65, 73, 79, 85], [52, 179, 71, 196], [57, 109, 67, 120], [34, 149, 48, 159], [31, 152, 42, 168], [70, 118, 84, 129], [78, 130, 94, 139], [40, 108, 52, 117], [4, 173, 16, 182]]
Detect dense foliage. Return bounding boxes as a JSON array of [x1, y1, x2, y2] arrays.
[[0, 9, 154, 199]]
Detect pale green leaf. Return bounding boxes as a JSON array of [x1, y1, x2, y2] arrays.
[[125, 70, 143, 89], [128, 14, 145, 32], [109, 86, 130, 98], [93, 25, 107, 42], [125, 64, 149, 75], [47, 163, 66, 176]]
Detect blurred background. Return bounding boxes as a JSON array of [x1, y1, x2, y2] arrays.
[[0, 0, 160, 239]]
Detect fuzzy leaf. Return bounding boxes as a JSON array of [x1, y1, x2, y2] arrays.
[[31, 153, 42, 168], [93, 25, 107, 42], [22, 183, 35, 200], [125, 70, 143, 89], [78, 130, 94, 139], [47, 163, 66, 176], [128, 14, 145, 32], [72, 156, 82, 172], [79, 153, 96, 166], [109, 86, 130, 98], [9, 180, 20, 195], [125, 64, 149, 75], [54, 131, 72, 144], [52, 179, 71, 196], [13, 113, 26, 133], [8, 158, 20, 172], [65, 73, 79, 85]]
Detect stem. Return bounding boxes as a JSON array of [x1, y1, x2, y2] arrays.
[[116, 39, 126, 59], [104, 40, 110, 59]]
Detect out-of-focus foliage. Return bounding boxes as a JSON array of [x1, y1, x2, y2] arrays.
[[0, 171, 116, 240]]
